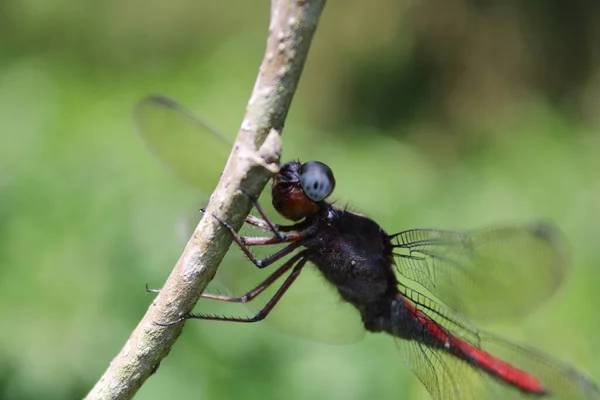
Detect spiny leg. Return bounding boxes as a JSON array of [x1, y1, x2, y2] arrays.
[[238, 239, 305, 269], [201, 205, 304, 237], [238, 231, 314, 246], [144, 240, 304, 294], [147, 196, 315, 293], [203, 186, 317, 240], [145, 238, 305, 294], [244, 214, 304, 233], [237, 188, 317, 237], [200, 251, 305, 302], [238, 187, 284, 239], [214, 213, 315, 268], [156, 252, 309, 326]]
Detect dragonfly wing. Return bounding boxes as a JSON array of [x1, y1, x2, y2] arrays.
[[265, 263, 366, 344], [394, 286, 599, 400], [134, 95, 232, 192], [394, 332, 598, 400], [390, 221, 570, 321], [216, 244, 365, 344], [475, 331, 600, 400], [135, 97, 363, 342], [394, 285, 494, 400], [395, 338, 487, 400]]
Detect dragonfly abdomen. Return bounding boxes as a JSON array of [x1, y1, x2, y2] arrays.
[[453, 337, 547, 395], [393, 296, 548, 395]]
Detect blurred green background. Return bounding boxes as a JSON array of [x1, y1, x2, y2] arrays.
[[2, 0, 600, 399]]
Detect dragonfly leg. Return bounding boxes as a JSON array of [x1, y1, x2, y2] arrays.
[[243, 214, 305, 233], [201, 202, 306, 235], [214, 213, 312, 268], [156, 253, 308, 326], [238, 187, 284, 240], [145, 284, 161, 293], [145, 216, 311, 294], [144, 236, 304, 295], [238, 232, 310, 246], [200, 251, 306, 302], [144, 243, 301, 296], [239, 236, 304, 269], [238, 188, 317, 235]]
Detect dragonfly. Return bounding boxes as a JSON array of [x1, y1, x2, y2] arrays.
[[136, 95, 599, 400]]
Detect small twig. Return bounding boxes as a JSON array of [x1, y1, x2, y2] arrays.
[[85, 0, 326, 398]]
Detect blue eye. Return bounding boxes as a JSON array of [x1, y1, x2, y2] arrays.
[[299, 161, 336, 202]]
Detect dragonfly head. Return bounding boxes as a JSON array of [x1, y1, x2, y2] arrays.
[[272, 161, 336, 221]]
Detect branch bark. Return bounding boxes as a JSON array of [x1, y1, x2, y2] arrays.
[[86, 0, 326, 398]]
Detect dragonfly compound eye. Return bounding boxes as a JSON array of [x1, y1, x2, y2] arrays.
[[299, 161, 336, 202]]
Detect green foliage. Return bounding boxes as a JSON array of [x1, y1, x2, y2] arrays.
[[1, 1, 599, 399]]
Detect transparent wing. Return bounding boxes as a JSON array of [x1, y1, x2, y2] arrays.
[[390, 222, 570, 321], [394, 285, 599, 400], [135, 96, 364, 343], [134, 95, 232, 191], [215, 238, 366, 344]]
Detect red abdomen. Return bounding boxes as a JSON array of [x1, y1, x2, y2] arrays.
[[400, 297, 547, 395]]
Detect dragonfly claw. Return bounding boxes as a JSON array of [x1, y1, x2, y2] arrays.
[[153, 315, 189, 327], [145, 284, 161, 294]]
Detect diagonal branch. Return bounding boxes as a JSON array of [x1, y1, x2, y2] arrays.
[[86, 0, 327, 398]]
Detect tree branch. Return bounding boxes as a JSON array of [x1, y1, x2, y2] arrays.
[[86, 0, 327, 398]]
